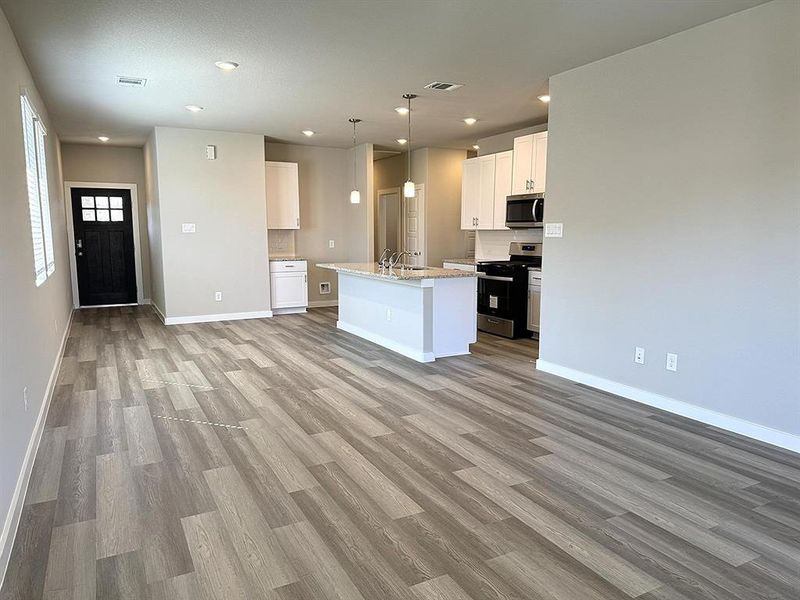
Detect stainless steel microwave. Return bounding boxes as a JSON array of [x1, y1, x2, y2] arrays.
[[505, 193, 544, 228]]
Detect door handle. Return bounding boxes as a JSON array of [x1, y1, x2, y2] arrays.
[[477, 273, 514, 282]]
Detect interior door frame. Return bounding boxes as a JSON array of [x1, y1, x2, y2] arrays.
[[401, 183, 425, 266], [377, 186, 402, 256], [64, 181, 144, 308]]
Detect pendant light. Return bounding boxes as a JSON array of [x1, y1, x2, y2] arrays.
[[348, 117, 362, 204], [402, 93, 417, 198]]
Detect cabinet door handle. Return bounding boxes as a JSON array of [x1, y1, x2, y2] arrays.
[[296, 217, 299, 226], [525, 179, 529, 191]]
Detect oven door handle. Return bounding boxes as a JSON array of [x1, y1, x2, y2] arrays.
[[477, 273, 514, 282]]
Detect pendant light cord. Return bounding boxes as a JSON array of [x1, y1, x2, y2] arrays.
[[407, 95, 412, 181], [349, 117, 361, 189]]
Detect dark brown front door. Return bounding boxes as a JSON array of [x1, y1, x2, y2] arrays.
[[71, 188, 137, 306]]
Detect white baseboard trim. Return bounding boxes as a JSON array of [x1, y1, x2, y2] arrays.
[[164, 310, 273, 325], [150, 302, 166, 324], [272, 307, 307, 315], [535, 359, 800, 454], [141, 298, 151, 305], [308, 300, 338, 308], [337, 320, 435, 363], [0, 309, 74, 587]]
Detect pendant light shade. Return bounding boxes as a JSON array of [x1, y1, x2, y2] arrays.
[[348, 117, 362, 204], [402, 93, 417, 198]]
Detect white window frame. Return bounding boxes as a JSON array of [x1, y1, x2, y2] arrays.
[[21, 94, 55, 286]]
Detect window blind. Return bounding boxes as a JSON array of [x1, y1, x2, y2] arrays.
[[35, 119, 55, 275], [21, 96, 46, 286]]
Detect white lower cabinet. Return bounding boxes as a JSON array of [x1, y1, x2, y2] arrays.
[[270, 260, 308, 314]]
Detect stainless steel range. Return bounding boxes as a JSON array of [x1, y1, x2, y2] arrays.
[[476, 242, 542, 339]]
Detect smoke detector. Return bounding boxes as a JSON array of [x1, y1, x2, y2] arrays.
[[424, 81, 464, 91], [116, 75, 147, 88]]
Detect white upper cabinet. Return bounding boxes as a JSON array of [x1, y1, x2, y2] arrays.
[[511, 131, 548, 194], [461, 155, 497, 230], [532, 132, 548, 193], [477, 155, 496, 230], [511, 134, 534, 195], [493, 150, 513, 229], [461, 157, 480, 230], [461, 151, 513, 231], [266, 161, 300, 229]]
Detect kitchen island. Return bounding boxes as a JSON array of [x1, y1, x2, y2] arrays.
[[317, 263, 477, 362]]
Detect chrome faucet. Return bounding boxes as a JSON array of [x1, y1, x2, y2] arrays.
[[389, 250, 420, 269], [378, 248, 391, 268]]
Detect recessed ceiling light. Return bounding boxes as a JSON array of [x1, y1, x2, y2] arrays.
[[463, 117, 477, 125], [397, 138, 407, 145], [302, 130, 315, 137], [98, 136, 110, 142], [215, 61, 240, 71], [185, 104, 204, 112], [395, 106, 409, 115], [472, 144, 480, 150], [538, 94, 551, 103]]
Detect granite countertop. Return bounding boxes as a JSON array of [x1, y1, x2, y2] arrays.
[[270, 257, 306, 262], [442, 258, 476, 265], [317, 262, 476, 280]]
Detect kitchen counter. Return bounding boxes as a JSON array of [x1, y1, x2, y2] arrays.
[[442, 258, 476, 266], [317, 262, 475, 281], [270, 257, 306, 262], [317, 263, 477, 362]]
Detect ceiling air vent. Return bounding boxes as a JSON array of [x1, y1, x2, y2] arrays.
[[116, 75, 147, 88], [424, 81, 463, 91]]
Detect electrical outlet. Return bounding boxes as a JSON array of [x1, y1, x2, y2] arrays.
[[319, 282, 331, 295], [666, 352, 678, 372], [214, 291, 222, 302], [328, 240, 335, 249], [386, 308, 391, 321], [23, 386, 29, 412], [634, 347, 645, 365]]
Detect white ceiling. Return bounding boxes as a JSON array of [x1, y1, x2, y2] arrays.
[[1, 0, 766, 148]]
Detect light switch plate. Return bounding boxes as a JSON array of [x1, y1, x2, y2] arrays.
[[205, 145, 216, 160], [544, 223, 563, 238], [328, 240, 335, 249], [182, 223, 196, 233]]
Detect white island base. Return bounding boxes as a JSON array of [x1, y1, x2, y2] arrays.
[[335, 271, 477, 363]]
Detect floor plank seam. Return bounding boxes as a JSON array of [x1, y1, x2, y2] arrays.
[[152, 415, 247, 430]]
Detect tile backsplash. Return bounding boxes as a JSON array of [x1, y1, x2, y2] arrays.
[[268, 229, 296, 258], [475, 229, 543, 261]]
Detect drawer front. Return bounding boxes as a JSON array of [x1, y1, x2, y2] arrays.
[[270, 260, 307, 273]]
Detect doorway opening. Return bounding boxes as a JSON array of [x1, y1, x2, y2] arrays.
[[64, 182, 143, 307]]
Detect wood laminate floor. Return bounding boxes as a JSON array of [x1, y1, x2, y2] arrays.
[[2, 305, 799, 599]]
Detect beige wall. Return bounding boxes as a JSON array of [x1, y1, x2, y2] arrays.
[[151, 127, 269, 318], [425, 148, 469, 267], [60, 143, 151, 299], [143, 133, 164, 312], [0, 8, 73, 577], [476, 123, 548, 156], [265, 142, 370, 305], [540, 0, 800, 439], [372, 148, 468, 266]]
